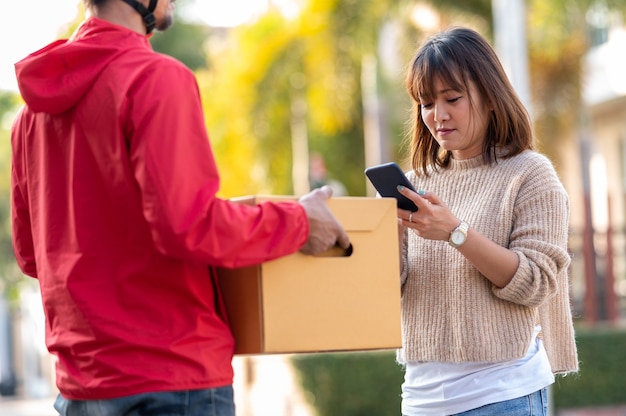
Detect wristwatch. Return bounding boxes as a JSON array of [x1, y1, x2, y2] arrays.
[[449, 220, 469, 248]]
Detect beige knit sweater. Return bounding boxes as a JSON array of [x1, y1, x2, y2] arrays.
[[398, 150, 579, 374]]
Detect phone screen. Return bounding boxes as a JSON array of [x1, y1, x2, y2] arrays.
[[364, 162, 418, 211]]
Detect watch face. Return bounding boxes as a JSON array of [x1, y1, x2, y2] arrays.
[[451, 230, 465, 245]]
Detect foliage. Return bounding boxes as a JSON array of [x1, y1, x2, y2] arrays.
[[198, 0, 406, 198], [426, 0, 492, 22], [195, 25, 271, 197], [419, 0, 492, 35], [0, 91, 23, 302], [525, 0, 624, 171], [527, 0, 589, 169], [291, 350, 404, 416], [150, 21, 211, 71], [552, 326, 626, 409]]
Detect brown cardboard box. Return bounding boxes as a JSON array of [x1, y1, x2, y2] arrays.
[[217, 196, 402, 355]]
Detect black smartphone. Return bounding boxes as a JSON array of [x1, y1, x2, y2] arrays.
[[364, 162, 418, 212]]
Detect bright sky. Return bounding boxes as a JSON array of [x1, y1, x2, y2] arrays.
[[0, 0, 271, 92]]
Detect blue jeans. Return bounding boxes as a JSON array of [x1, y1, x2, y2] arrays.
[[53, 386, 235, 416], [452, 388, 548, 416]]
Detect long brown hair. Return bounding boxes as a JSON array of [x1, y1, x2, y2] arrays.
[[405, 26, 534, 176]]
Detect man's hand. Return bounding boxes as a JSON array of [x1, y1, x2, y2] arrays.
[[298, 186, 351, 255]]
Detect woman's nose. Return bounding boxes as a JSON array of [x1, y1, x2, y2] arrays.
[[434, 103, 449, 122]]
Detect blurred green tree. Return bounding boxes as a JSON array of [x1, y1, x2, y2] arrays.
[[150, 3, 212, 72], [0, 91, 23, 301], [199, 0, 409, 198], [526, 0, 626, 170]]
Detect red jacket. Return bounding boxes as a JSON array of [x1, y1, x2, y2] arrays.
[[11, 18, 308, 400]]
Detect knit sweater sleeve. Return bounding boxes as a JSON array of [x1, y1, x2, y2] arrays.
[[492, 153, 571, 306]]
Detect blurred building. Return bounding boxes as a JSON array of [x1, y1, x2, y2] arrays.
[[559, 8, 626, 324]]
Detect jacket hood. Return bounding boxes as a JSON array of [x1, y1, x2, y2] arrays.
[[15, 18, 152, 114]]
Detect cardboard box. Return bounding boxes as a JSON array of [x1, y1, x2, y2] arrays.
[[217, 196, 402, 355]]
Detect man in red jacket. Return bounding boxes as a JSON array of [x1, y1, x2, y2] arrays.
[[10, 0, 350, 415]]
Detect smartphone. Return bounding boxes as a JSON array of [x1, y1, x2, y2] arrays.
[[364, 162, 418, 212]]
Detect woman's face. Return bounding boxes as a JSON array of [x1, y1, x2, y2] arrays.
[[419, 77, 491, 160]]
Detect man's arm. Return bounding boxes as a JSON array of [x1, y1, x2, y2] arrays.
[[128, 60, 348, 267], [10, 111, 38, 278]]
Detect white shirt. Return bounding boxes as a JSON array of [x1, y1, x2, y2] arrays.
[[401, 325, 554, 416]]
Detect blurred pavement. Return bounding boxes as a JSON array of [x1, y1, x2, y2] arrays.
[[0, 396, 57, 416]]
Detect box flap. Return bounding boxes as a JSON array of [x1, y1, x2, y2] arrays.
[[327, 197, 396, 231], [230, 195, 396, 232], [229, 195, 296, 205]]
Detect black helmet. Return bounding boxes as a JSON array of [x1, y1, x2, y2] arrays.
[[121, 0, 158, 33]]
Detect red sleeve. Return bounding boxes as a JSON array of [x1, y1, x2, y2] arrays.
[[126, 60, 308, 268], [10, 110, 38, 278]]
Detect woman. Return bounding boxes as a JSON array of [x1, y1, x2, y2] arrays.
[[395, 27, 578, 415]]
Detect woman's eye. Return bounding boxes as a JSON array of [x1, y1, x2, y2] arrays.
[[447, 96, 462, 103], [420, 103, 433, 109]]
